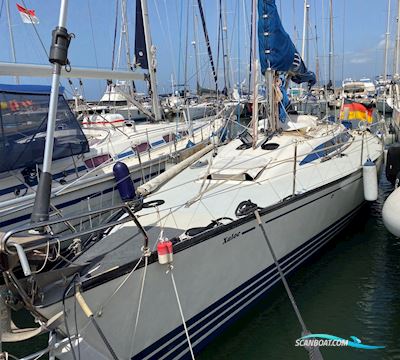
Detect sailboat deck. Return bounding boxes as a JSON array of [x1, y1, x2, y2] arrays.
[[74, 125, 382, 277]]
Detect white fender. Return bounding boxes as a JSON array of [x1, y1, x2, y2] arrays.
[[363, 159, 378, 201], [382, 187, 400, 237]]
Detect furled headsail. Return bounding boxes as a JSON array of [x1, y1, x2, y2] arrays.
[[258, 0, 316, 87], [134, 0, 148, 69]]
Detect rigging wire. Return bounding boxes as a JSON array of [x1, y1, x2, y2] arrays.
[[87, 0, 102, 95], [177, 0, 184, 92], [169, 267, 196, 360], [129, 254, 149, 356], [219, 0, 227, 94], [21, 0, 48, 57], [254, 210, 324, 360], [152, 0, 176, 88], [227, 0, 239, 90], [216, 0, 221, 94], [313, 0, 321, 86], [237, 0, 241, 121], [197, 0, 218, 90], [111, 0, 119, 70], [19, 0, 77, 97], [241, 0, 250, 93], [292, 0, 298, 48], [320, 0, 328, 91], [87, 0, 99, 69], [248, 1, 253, 92], [184, 0, 190, 96], [341, 0, 346, 80], [0, 0, 4, 19]]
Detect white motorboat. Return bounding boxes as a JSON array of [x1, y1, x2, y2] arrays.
[[78, 82, 153, 122]]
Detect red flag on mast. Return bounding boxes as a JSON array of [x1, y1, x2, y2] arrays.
[[16, 3, 39, 24]]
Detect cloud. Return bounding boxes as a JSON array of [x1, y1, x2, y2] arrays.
[[349, 57, 370, 64], [377, 38, 386, 49], [377, 36, 394, 50]]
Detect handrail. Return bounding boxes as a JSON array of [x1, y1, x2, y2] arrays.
[[1, 201, 148, 254]]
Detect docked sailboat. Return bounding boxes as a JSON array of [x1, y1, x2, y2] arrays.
[[0, 83, 221, 231], [0, 1, 384, 359], [78, 82, 152, 123], [0, 0, 229, 232], [376, 75, 393, 114]]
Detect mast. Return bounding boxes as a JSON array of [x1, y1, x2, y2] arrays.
[[120, 0, 133, 71], [328, 0, 334, 88], [306, 4, 310, 67], [251, 0, 258, 148], [248, 2, 253, 93], [384, 0, 392, 81], [193, 11, 201, 93], [140, 0, 162, 121], [31, 0, 71, 223], [301, 1, 310, 91], [221, 0, 231, 95], [184, 0, 190, 97], [315, 23, 321, 86], [6, 0, 19, 84], [395, 0, 400, 76], [301, 0, 308, 62]]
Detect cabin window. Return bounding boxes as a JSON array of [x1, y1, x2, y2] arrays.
[[84, 154, 111, 169], [300, 133, 351, 165], [135, 142, 149, 153], [163, 134, 176, 143]]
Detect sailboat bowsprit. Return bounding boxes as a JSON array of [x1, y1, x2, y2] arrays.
[[0, 83, 221, 231], [0, 1, 384, 359]]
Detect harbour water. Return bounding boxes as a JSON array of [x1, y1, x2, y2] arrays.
[[199, 173, 400, 360]]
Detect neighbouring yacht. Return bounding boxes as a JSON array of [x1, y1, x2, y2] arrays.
[[0, 83, 222, 231], [0, 1, 384, 360]]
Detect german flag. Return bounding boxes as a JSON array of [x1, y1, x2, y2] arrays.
[[339, 99, 373, 123]]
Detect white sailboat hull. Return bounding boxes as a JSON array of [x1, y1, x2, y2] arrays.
[[382, 186, 400, 237], [392, 104, 400, 140], [42, 166, 376, 360], [0, 120, 219, 231]]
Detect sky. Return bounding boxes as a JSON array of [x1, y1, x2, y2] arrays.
[[0, 0, 395, 99]]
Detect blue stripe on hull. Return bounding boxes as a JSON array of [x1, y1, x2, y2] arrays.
[[132, 204, 362, 360]]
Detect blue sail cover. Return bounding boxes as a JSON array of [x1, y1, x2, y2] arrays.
[[279, 78, 290, 122], [258, 0, 316, 87]]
